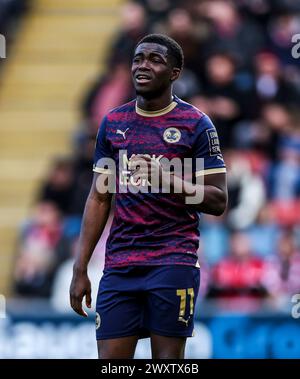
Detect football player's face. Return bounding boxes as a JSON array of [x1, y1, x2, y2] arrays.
[[132, 43, 176, 97]]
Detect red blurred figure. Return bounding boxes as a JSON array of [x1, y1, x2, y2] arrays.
[[208, 231, 268, 311]]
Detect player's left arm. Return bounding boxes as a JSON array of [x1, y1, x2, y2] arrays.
[[130, 114, 228, 215], [194, 172, 228, 215], [183, 113, 227, 215], [129, 155, 227, 215], [169, 170, 227, 215]]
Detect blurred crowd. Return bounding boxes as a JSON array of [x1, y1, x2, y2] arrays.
[[12, 0, 300, 312]]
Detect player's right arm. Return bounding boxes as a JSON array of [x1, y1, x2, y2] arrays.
[[70, 172, 112, 317], [70, 115, 114, 316]]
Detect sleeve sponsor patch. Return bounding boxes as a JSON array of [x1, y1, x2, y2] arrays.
[[206, 128, 221, 156]]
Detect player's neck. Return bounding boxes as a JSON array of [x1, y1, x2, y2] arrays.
[[136, 92, 173, 112]]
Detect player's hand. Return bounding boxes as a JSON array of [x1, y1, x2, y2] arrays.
[[69, 268, 92, 317], [129, 154, 164, 188]]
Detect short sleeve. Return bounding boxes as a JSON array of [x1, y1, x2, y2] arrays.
[[193, 114, 226, 177], [93, 116, 114, 174]]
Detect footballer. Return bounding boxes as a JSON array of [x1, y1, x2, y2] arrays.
[[70, 34, 227, 359]]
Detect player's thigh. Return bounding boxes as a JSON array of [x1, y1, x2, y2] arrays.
[[97, 336, 139, 359], [145, 265, 200, 338], [96, 269, 145, 341], [151, 333, 186, 359]]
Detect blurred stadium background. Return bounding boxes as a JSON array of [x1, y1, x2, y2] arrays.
[[0, 0, 300, 358]]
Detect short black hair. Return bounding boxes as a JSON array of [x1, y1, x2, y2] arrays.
[[135, 34, 184, 70]]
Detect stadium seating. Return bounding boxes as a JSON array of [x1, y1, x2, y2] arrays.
[[0, 0, 124, 294]]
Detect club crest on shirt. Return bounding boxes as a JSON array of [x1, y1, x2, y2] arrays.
[[95, 312, 101, 330], [163, 127, 181, 143]]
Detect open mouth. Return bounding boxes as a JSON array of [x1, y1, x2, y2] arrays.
[[135, 74, 152, 84]]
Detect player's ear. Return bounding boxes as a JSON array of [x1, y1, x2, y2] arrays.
[[170, 67, 181, 82]]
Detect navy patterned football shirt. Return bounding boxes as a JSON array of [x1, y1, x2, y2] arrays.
[[93, 96, 226, 268]]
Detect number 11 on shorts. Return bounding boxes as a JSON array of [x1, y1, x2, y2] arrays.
[[176, 288, 194, 325]]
